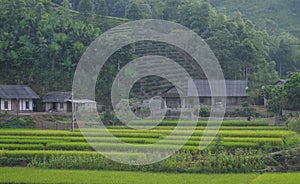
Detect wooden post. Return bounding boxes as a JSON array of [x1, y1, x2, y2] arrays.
[[71, 92, 75, 132]]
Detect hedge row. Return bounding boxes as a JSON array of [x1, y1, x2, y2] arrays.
[[0, 150, 141, 159], [0, 135, 85, 142], [45, 141, 261, 152], [109, 126, 287, 131], [18, 149, 267, 173], [0, 136, 284, 147], [83, 129, 294, 138], [125, 120, 270, 127], [0, 144, 44, 150], [0, 130, 80, 137]]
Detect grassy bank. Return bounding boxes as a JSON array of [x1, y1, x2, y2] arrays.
[[1, 167, 300, 184]]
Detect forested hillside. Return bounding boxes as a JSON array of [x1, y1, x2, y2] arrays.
[[211, 0, 300, 79], [1, 0, 299, 106], [211, 0, 300, 39], [0, 0, 127, 96]]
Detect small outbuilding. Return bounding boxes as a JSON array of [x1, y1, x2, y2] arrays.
[[42, 92, 97, 113], [41, 92, 72, 112], [274, 79, 286, 87], [0, 85, 39, 112]]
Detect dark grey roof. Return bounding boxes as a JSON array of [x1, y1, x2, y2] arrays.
[[42, 92, 72, 103], [0, 85, 39, 99], [188, 80, 249, 97]]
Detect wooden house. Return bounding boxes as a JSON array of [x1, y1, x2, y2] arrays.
[[0, 85, 39, 112], [161, 80, 249, 109]]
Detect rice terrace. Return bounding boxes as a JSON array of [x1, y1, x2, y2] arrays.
[[1, 117, 300, 183], [1, 0, 300, 183]]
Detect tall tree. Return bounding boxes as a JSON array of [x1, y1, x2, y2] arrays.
[[107, 0, 128, 17], [162, 0, 180, 21], [94, 0, 108, 16], [178, 0, 213, 35], [284, 72, 300, 110], [125, 1, 143, 20], [77, 0, 93, 14], [272, 33, 300, 78]]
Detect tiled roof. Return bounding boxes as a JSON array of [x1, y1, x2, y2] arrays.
[[42, 92, 72, 103], [0, 85, 39, 99]]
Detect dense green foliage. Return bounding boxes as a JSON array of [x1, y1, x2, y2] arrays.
[[284, 72, 300, 110], [287, 113, 300, 133], [0, 117, 35, 128], [212, 0, 300, 79], [25, 149, 266, 173], [0, 0, 101, 94], [211, 0, 300, 38], [262, 71, 300, 113]]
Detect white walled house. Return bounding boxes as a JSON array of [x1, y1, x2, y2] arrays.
[[0, 85, 39, 112]]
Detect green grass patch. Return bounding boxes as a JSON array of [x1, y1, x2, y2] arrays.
[[285, 134, 300, 146], [0, 167, 259, 184], [2, 167, 300, 183], [251, 172, 300, 184]]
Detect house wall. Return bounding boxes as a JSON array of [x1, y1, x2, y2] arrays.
[[0, 99, 35, 112], [75, 103, 97, 112], [45, 102, 68, 112], [226, 97, 247, 105], [45, 103, 52, 112], [186, 97, 211, 108], [165, 97, 181, 109], [58, 102, 68, 112], [18, 99, 33, 111], [187, 97, 247, 108], [0, 99, 12, 111], [163, 96, 248, 109]]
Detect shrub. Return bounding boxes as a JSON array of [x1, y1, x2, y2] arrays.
[[194, 106, 210, 117], [226, 107, 258, 117], [287, 113, 300, 133], [0, 144, 44, 150], [241, 101, 249, 107], [0, 157, 30, 167], [26, 149, 267, 173], [101, 110, 121, 125], [0, 117, 35, 128], [199, 106, 210, 117]]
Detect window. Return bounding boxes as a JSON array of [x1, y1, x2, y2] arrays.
[[199, 97, 205, 104], [25, 101, 30, 109], [4, 100, 8, 109], [60, 103, 64, 109]]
